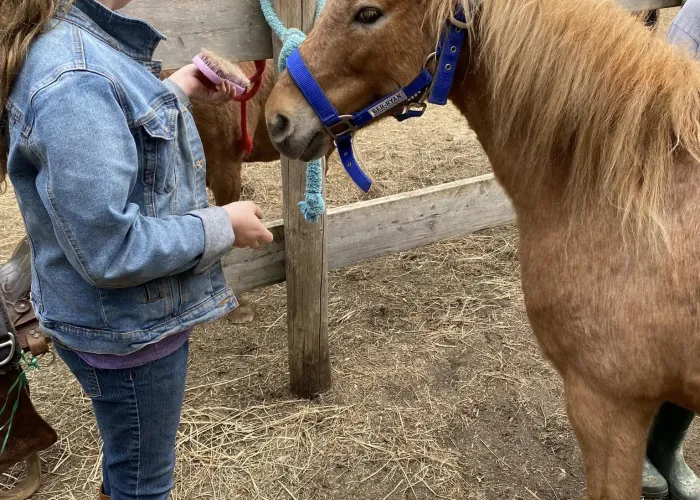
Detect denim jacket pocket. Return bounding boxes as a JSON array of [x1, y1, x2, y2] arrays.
[[98, 277, 174, 332], [140, 104, 178, 196]]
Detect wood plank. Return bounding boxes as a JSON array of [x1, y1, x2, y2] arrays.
[[223, 174, 516, 293], [327, 174, 515, 270], [122, 0, 273, 69], [223, 223, 286, 293], [272, 0, 331, 398]]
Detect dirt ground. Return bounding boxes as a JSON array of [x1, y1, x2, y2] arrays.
[[1, 8, 697, 500]]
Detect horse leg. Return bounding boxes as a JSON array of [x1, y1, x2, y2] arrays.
[[565, 374, 658, 500], [209, 159, 242, 207], [208, 159, 255, 324]]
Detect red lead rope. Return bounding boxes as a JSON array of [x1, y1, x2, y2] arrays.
[[234, 60, 268, 156]]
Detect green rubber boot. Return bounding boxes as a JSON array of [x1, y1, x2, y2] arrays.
[[647, 403, 700, 500], [643, 458, 670, 498]]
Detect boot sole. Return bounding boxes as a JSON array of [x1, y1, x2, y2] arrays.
[[642, 490, 670, 499]]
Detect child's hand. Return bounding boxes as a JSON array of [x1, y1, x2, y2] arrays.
[[166, 64, 237, 103], [223, 201, 274, 250]]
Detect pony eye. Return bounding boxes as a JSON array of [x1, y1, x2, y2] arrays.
[[355, 7, 383, 24]]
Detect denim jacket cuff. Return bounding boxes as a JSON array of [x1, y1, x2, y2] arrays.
[[188, 207, 234, 274], [162, 79, 191, 109]]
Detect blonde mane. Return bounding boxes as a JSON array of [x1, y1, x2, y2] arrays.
[[429, 0, 700, 239]]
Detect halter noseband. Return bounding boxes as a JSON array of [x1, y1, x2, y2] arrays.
[[285, 7, 468, 192]]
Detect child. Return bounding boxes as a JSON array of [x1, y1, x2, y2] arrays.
[[0, 0, 274, 498]]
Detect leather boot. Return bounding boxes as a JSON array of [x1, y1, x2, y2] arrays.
[[647, 403, 700, 500], [99, 485, 110, 500], [0, 237, 31, 307], [643, 458, 669, 498]]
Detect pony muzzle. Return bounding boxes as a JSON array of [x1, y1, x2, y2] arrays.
[[265, 86, 330, 161]]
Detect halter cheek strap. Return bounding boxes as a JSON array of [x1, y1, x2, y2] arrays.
[[429, 7, 468, 105], [287, 51, 434, 192], [285, 6, 467, 192]]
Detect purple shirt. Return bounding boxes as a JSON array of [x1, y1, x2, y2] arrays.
[[75, 329, 191, 369], [668, 0, 700, 58]]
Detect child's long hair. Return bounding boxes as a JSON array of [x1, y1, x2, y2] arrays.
[[0, 0, 71, 189]]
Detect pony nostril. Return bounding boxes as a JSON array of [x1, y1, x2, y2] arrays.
[[269, 113, 292, 143]]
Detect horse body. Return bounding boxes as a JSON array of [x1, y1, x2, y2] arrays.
[[446, 46, 700, 498], [453, 70, 700, 399], [265, 0, 700, 497], [515, 153, 700, 400]]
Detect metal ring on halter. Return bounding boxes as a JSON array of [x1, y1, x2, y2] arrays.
[[400, 101, 428, 117], [0, 331, 16, 368], [326, 115, 358, 140], [424, 52, 438, 72], [416, 52, 439, 103]]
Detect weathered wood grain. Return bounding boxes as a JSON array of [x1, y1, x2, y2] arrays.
[[223, 174, 516, 292], [271, 0, 331, 398], [619, 0, 682, 10], [122, 0, 273, 69]]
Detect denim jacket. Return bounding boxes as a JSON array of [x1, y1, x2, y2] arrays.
[[3, 0, 238, 355]]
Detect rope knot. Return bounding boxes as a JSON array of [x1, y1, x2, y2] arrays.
[[279, 28, 307, 71]]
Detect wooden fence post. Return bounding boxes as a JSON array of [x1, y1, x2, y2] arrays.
[[272, 0, 331, 398]]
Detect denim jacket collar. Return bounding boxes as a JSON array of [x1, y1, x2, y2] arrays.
[[58, 0, 166, 67]]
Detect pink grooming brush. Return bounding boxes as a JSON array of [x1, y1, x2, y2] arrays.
[[192, 49, 250, 95]]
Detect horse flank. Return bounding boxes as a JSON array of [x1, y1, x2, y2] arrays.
[[429, 0, 700, 242]]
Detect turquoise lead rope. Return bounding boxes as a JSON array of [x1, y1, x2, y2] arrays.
[[260, 0, 327, 223]]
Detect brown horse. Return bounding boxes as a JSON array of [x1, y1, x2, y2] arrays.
[[265, 0, 700, 498], [162, 60, 331, 207], [161, 61, 279, 206]]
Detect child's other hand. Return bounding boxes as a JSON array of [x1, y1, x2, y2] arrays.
[[223, 201, 274, 250], [167, 64, 237, 103]]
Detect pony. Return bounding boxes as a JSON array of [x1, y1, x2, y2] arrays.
[[264, 0, 700, 498]]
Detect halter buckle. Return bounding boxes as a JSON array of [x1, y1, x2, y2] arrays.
[[326, 115, 357, 140], [397, 101, 428, 122]]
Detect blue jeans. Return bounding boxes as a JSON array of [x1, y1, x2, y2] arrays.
[[54, 342, 188, 500]]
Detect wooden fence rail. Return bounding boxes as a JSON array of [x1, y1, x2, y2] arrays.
[[223, 175, 515, 294]]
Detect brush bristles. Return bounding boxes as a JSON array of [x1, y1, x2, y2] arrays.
[[198, 49, 251, 89]]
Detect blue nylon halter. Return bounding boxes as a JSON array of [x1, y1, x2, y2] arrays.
[[285, 8, 467, 192]]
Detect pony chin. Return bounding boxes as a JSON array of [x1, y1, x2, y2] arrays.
[[298, 132, 332, 162]]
